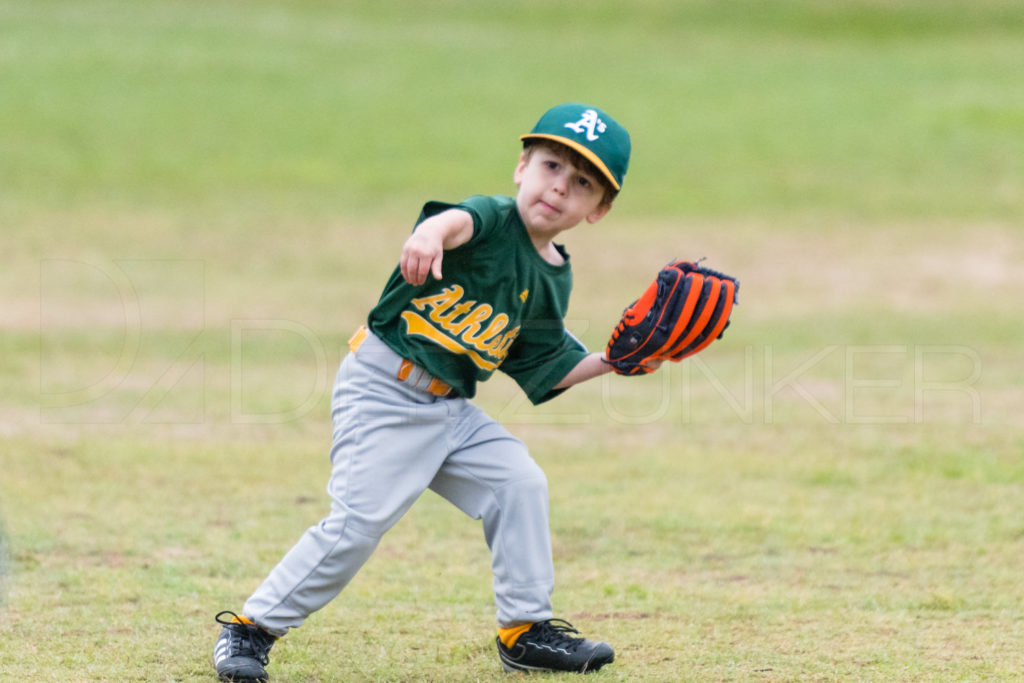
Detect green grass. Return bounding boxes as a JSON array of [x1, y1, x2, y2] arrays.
[[2, 0, 1023, 221], [2, 0, 1024, 680]]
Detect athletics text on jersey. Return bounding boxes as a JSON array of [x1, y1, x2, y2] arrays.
[[402, 284, 521, 371], [368, 194, 588, 403]]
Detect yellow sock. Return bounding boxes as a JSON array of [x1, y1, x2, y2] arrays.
[[232, 614, 279, 640], [498, 623, 533, 649]]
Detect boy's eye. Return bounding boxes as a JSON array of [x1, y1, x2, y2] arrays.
[[576, 176, 591, 188]]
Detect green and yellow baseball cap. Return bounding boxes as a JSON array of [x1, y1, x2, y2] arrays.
[[520, 102, 631, 191]]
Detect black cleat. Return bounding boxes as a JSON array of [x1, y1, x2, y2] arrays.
[[497, 619, 615, 674], [213, 611, 277, 682]]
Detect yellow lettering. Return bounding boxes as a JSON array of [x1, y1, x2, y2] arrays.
[[448, 304, 492, 338], [401, 311, 500, 371], [494, 327, 520, 358], [402, 284, 522, 370], [435, 300, 474, 325], [411, 285, 463, 316], [467, 313, 509, 350]]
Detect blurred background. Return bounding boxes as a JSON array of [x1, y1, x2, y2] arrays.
[[5, 0, 1020, 427]]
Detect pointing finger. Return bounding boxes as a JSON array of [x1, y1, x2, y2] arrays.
[[431, 253, 443, 281]]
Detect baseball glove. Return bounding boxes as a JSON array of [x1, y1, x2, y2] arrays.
[[605, 260, 739, 376]]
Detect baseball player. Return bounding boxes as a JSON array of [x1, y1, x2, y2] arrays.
[[212, 102, 736, 681]]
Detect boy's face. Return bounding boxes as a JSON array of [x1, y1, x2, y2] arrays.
[[513, 146, 611, 237]]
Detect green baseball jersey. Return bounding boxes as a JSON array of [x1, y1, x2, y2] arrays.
[[368, 194, 588, 404]]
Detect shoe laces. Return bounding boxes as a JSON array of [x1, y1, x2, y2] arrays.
[[216, 611, 275, 665], [528, 619, 588, 651]]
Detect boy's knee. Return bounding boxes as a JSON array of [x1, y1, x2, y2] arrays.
[[501, 468, 549, 507], [316, 509, 389, 545]]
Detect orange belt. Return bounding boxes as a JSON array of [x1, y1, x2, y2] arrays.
[[348, 326, 455, 398]]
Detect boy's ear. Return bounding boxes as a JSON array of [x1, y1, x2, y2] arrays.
[[513, 151, 529, 184], [586, 202, 613, 224]]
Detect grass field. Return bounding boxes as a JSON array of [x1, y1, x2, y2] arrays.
[[2, 1, 1023, 681]]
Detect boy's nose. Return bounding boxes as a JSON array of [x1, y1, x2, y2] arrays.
[[551, 171, 570, 195]]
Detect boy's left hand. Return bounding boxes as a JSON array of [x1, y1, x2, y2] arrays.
[[604, 259, 739, 376]]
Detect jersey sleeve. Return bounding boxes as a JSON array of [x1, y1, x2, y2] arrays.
[[499, 324, 589, 405], [415, 195, 510, 245]]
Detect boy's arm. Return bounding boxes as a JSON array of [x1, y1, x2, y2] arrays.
[[554, 351, 663, 389], [553, 352, 612, 389], [400, 208, 474, 286]]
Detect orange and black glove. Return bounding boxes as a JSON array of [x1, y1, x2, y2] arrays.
[[605, 260, 739, 376]]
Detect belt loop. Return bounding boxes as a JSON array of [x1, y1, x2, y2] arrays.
[[427, 378, 451, 397], [348, 325, 369, 354], [397, 359, 414, 381], [349, 325, 455, 398]]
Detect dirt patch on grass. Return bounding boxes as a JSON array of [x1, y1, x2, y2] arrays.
[[571, 220, 1024, 318]]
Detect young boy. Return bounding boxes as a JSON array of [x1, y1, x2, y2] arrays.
[[213, 103, 633, 681]]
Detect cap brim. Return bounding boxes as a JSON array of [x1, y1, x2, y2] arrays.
[[519, 133, 620, 191]]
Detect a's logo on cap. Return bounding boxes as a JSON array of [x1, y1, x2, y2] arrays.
[[564, 109, 607, 142]]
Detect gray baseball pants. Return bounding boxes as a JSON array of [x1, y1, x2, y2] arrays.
[[243, 329, 555, 636]]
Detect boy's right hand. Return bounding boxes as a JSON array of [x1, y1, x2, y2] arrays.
[[399, 209, 474, 286], [400, 228, 445, 286]]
